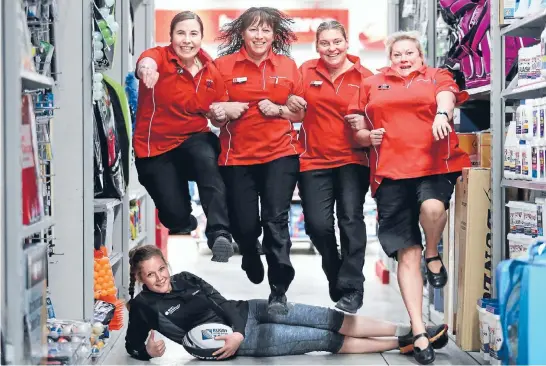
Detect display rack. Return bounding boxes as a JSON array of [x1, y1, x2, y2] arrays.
[[1, 0, 156, 364]]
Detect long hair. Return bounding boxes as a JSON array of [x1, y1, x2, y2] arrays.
[[216, 7, 297, 57], [126, 245, 167, 310]]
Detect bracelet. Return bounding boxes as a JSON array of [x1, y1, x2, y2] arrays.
[[278, 105, 284, 117], [436, 111, 449, 119]]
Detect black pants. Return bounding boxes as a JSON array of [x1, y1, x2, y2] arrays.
[[221, 155, 299, 292], [135, 133, 231, 244], [299, 164, 370, 293]]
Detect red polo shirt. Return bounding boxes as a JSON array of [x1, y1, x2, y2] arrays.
[[347, 66, 471, 196], [214, 48, 303, 166], [133, 46, 227, 158], [297, 55, 373, 172]]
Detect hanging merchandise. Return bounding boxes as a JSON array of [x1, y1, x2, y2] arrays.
[[92, 0, 119, 70], [103, 74, 132, 186], [94, 111, 105, 196], [21, 95, 45, 225], [439, 0, 537, 90], [124, 72, 138, 131], [94, 82, 126, 199]]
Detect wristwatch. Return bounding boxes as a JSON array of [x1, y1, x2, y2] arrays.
[[278, 105, 284, 117], [436, 111, 450, 120]]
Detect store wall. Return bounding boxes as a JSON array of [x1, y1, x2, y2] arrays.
[[154, 0, 389, 71]]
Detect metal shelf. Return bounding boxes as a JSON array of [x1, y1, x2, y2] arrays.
[[21, 70, 54, 90], [501, 80, 546, 100], [502, 179, 546, 191], [130, 231, 147, 247], [22, 216, 54, 238], [94, 198, 122, 212], [129, 189, 147, 201], [465, 84, 491, 101], [500, 9, 546, 37], [109, 251, 123, 266]]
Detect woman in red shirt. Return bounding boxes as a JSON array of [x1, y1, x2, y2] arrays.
[[134, 11, 233, 262], [285, 21, 373, 314], [209, 7, 304, 315], [347, 31, 471, 364]]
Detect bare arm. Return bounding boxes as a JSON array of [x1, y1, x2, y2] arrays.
[[280, 105, 305, 122], [435, 91, 456, 120]]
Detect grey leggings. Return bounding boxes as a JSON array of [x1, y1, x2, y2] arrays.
[[237, 300, 345, 357]]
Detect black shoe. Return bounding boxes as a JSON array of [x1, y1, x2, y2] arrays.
[[268, 292, 288, 315], [399, 324, 449, 355], [335, 290, 363, 314], [241, 255, 264, 284], [412, 333, 435, 365], [168, 215, 198, 235], [328, 283, 343, 302], [211, 236, 234, 263], [425, 255, 448, 289]]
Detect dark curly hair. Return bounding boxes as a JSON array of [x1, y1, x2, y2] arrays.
[[216, 7, 297, 57]]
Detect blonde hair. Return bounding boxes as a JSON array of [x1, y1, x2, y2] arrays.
[[385, 31, 425, 59]]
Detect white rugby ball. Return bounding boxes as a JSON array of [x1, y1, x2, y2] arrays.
[[182, 323, 234, 360]]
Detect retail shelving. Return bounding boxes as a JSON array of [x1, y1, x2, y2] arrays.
[[501, 80, 546, 99], [1, 0, 156, 364], [500, 8, 546, 37], [466, 85, 492, 101], [502, 179, 546, 191]]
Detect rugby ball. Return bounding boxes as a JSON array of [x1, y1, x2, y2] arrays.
[[182, 323, 233, 360]]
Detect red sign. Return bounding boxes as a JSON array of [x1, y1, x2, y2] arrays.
[[155, 9, 349, 44]]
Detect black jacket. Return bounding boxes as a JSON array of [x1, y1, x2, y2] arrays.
[[125, 271, 249, 360]]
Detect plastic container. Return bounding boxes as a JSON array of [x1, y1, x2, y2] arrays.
[[521, 141, 532, 180], [505, 121, 518, 179], [522, 202, 539, 237], [507, 201, 525, 234], [531, 142, 541, 180], [518, 47, 532, 86], [477, 298, 498, 362], [487, 304, 503, 365], [528, 0, 546, 14], [515, 0, 530, 18], [535, 197, 546, 236], [519, 100, 533, 141]]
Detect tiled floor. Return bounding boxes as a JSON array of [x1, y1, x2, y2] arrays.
[[102, 236, 481, 365]]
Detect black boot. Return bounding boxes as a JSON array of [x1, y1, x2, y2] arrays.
[[335, 290, 363, 314], [241, 254, 264, 284], [168, 215, 198, 235], [268, 286, 288, 315]]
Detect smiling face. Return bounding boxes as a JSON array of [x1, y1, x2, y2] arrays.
[[138, 255, 171, 294], [170, 18, 203, 63], [242, 18, 274, 60], [316, 28, 348, 69], [390, 39, 424, 77]]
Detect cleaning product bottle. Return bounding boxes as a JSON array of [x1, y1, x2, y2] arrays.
[[521, 140, 533, 180], [516, 101, 524, 139], [532, 140, 541, 180], [505, 121, 518, 179], [516, 140, 523, 179], [521, 100, 533, 140]]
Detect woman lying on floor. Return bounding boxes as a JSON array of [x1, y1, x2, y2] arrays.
[[125, 245, 449, 360]]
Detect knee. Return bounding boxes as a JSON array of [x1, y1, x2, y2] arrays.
[[420, 199, 446, 223], [304, 214, 334, 239], [397, 246, 422, 268]]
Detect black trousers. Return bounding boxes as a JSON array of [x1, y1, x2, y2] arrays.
[[221, 155, 299, 292], [135, 132, 231, 244], [299, 164, 370, 293]]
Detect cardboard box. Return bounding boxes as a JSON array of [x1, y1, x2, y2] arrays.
[[443, 194, 457, 332], [457, 132, 491, 168], [455, 168, 492, 351]]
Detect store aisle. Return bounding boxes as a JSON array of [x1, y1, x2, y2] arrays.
[[103, 237, 480, 365]]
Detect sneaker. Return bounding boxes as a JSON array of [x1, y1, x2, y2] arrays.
[[168, 215, 198, 235], [398, 324, 449, 355], [241, 255, 264, 284], [211, 236, 234, 263], [268, 292, 288, 315], [335, 290, 363, 314]]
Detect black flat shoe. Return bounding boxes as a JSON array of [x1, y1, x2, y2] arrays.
[[425, 254, 448, 289], [399, 324, 449, 355], [413, 333, 435, 365]]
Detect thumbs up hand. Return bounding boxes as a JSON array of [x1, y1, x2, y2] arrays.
[[145, 330, 166, 358]]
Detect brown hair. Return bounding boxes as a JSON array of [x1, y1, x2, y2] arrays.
[[315, 20, 348, 45], [216, 7, 297, 57], [126, 245, 167, 309], [169, 11, 204, 39]]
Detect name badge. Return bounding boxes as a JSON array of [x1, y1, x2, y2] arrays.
[[310, 80, 323, 87], [378, 84, 390, 90], [176, 68, 184, 75], [206, 79, 214, 88], [233, 77, 247, 84]]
